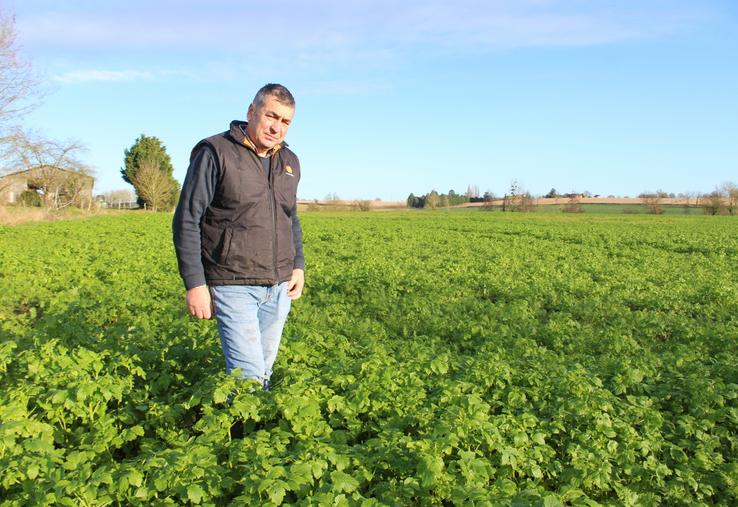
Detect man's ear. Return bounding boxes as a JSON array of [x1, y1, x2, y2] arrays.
[[246, 103, 255, 122]]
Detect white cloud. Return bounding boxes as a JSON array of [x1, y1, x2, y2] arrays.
[[18, 0, 714, 54], [299, 80, 392, 97], [53, 69, 154, 84], [20, 0, 720, 91]]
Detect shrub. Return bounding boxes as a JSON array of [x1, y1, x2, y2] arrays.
[[19, 190, 42, 207]]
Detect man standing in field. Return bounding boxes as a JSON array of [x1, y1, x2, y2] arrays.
[[172, 83, 304, 391]]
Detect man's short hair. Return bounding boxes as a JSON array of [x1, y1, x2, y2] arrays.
[[253, 83, 295, 110]]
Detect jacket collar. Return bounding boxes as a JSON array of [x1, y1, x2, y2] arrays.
[[229, 120, 286, 156]]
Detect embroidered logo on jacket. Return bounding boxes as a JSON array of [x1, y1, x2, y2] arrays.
[[285, 165, 294, 177]]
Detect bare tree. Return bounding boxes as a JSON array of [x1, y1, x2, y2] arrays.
[[55, 170, 94, 209], [517, 192, 535, 212], [0, 12, 94, 211], [128, 157, 172, 211], [505, 180, 535, 212], [678, 191, 695, 206], [0, 11, 42, 141], [465, 184, 479, 199], [424, 190, 440, 209], [701, 190, 724, 216], [562, 195, 584, 213], [351, 199, 372, 212], [721, 181, 738, 216], [0, 11, 35, 195], [640, 192, 663, 214], [482, 191, 497, 210]]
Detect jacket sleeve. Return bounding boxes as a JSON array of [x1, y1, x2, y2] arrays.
[[172, 147, 218, 290], [291, 204, 305, 270]]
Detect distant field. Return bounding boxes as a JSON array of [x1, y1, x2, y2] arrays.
[[462, 198, 709, 215], [1, 211, 737, 504], [464, 197, 702, 206], [439, 203, 705, 215], [296, 197, 713, 215], [535, 203, 704, 215]]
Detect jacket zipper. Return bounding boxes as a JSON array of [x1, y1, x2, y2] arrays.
[[269, 154, 279, 284]]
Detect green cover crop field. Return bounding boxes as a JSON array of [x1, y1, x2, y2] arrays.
[[1, 211, 737, 506]]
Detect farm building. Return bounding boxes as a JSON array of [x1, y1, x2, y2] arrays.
[[0, 166, 95, 207]]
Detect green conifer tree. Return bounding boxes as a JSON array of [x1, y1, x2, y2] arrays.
[[121, 134, 179, 210]]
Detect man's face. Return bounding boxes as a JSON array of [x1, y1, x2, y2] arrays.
[[246, 95, 294, 154]]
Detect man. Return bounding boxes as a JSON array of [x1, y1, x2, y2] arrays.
[[173, 83, 304, 391]]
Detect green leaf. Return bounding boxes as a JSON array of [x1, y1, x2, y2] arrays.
[[312, 460, 328, 479], [417, 455, 444, 488], [213, 385, 231, 404], [127, 469, 143, 488], [26, 464, 40, 480], [267, 482, 286, 504], [530, 464, 543, 479], [154, 476, 168, 492], [331, 470, 360, 493], [187, 484, 205, 504]]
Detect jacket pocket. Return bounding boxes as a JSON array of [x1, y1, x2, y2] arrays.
[[201, 222, 233, 267], [227, 226, 267, 272], [275, 171, 298, 214], [220, 227, 234, 264]]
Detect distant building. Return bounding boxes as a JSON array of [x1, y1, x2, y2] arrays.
[[98, 199, 140, 210], [0, 166, 95, 206]]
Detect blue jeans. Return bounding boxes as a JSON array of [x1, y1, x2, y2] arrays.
[[210, 283, 291, 383]]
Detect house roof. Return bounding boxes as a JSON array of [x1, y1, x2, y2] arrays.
[[0, 165, 94, 181]]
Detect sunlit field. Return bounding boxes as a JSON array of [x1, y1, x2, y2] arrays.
[[1, 211, 737, 505]]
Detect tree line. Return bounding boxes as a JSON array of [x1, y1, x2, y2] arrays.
[[406, 186, 486, 209], [407, 180, 738, 215]]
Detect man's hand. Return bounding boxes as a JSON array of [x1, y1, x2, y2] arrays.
[[287, 268, 305, 300], [186, 285, 213, 319]]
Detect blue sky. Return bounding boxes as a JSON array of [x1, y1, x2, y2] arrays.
[[8, 0, 738, 201]]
